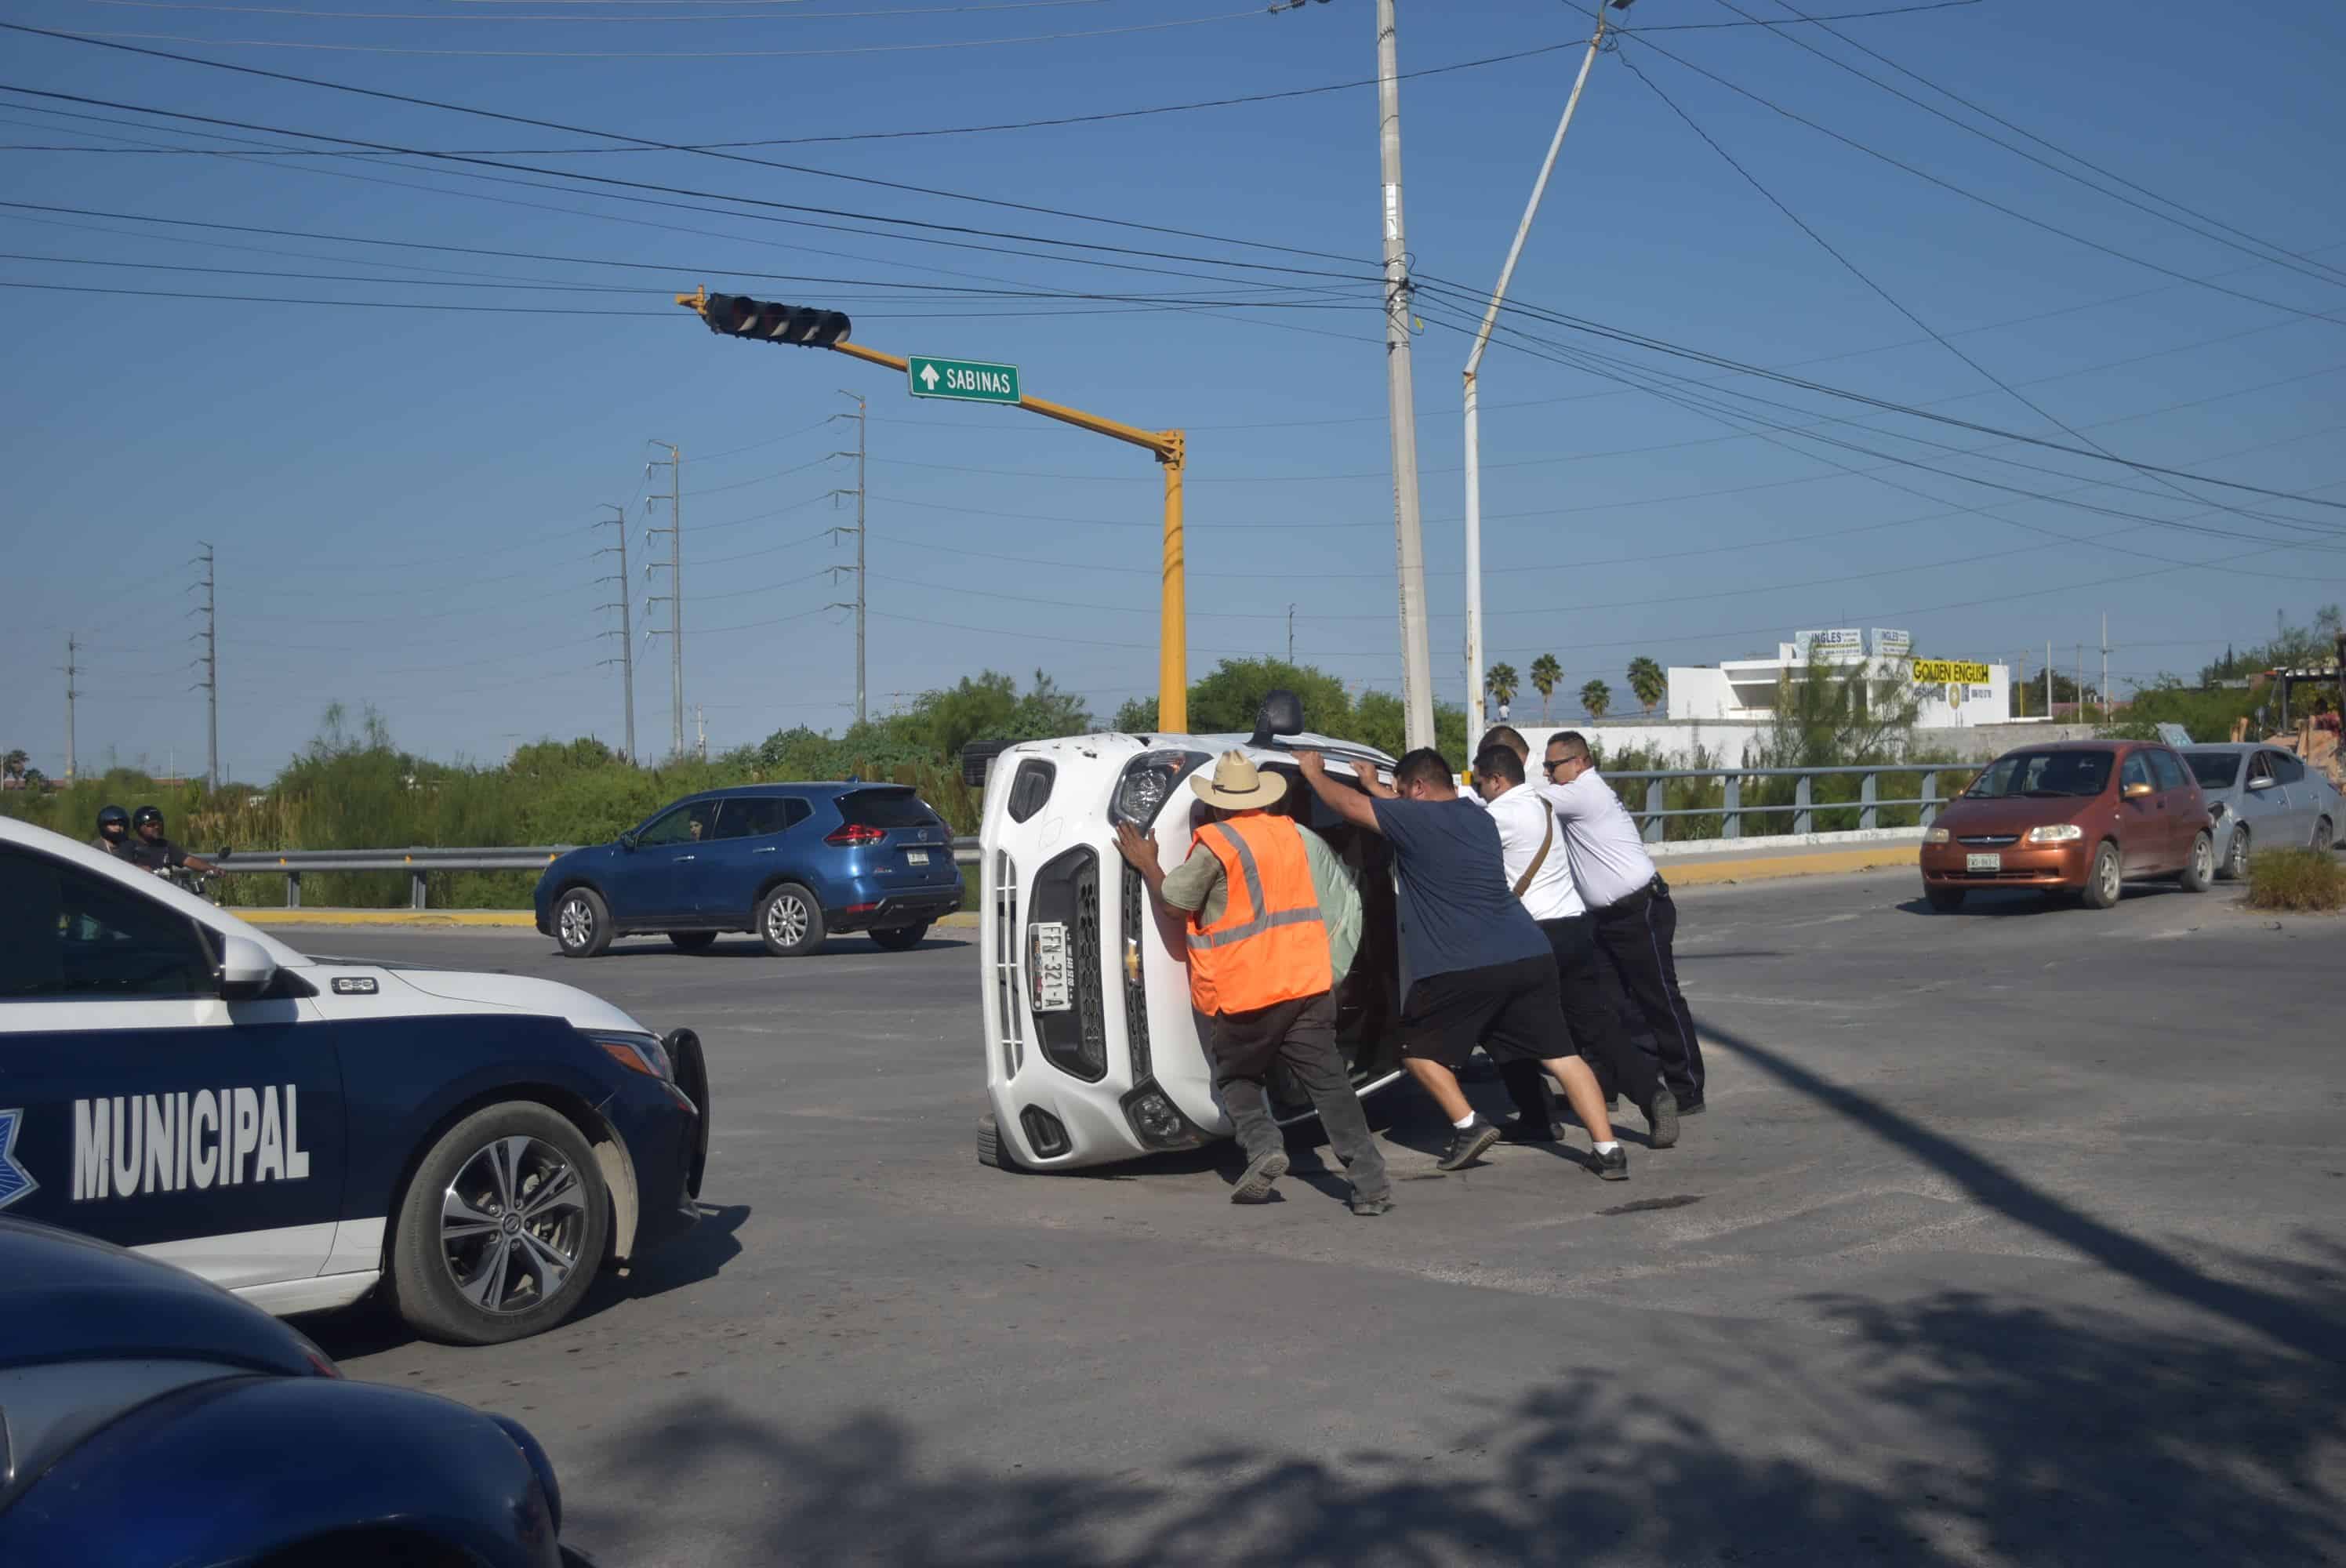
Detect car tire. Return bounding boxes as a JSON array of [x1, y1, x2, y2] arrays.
[[869, 923, 930, 952], [666, 1028, 710, 1200], [2082, 841, 2123, 909], [553, 887, 612, 959], [756, 883, 826, 956], [2221, 825, 2250, 881], [1924, 885, 1965, 913], [387, 1102, 609, 1346], [667, 930, 719, 953], [977, 1112, 1022, 1172], [2315, 817, 2335, 854], [2178, 830, 2213, 892]]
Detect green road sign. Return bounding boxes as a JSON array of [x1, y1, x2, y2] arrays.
[[907, 354, 1021, 404]]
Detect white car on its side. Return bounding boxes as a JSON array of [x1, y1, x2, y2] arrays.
[[975, 694, 1407, 1172]]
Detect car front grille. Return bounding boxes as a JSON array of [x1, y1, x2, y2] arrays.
[[1121, 862, 1152, 1083], [1028, 847, 1107, 1082], [991, 849, 1024, 1080], [1957, 834, 2021, 847]]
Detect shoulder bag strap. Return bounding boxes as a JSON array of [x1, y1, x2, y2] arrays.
[[1511, 806, 1555, 900]]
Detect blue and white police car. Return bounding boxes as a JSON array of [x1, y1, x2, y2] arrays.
[[0, 815, 710, 1346]]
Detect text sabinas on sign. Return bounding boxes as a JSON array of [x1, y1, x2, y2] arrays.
[[74, 1084, 311, 1200]]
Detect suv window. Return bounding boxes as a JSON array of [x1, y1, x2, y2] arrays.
[[838, 789, 940, 829], [637, 801, 717, 848], [2146, 749, 2188, 793], [2269, 751, 2307, 786], [0, 847, 215, 999], [2120, 753, 2153, 792], [713, 797, 804, 840]]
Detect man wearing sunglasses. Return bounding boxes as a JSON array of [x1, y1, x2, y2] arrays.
[[1542, 732, 1707, 1117]]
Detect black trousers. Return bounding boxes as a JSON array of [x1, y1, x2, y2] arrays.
[[1498, 913, 1664, 1126], [1211, 992, 1391, 1203], [1590, 878, 1705, 1105]]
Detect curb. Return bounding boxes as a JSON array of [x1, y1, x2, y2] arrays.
[[237, 909, 984, 931]]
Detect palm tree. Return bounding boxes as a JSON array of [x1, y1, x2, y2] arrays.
[[1580, 679, 1612, 720], [1625, 656, 1667, 716], [1529, 654, 1563, 720], [1485, 661, 1520, 719]]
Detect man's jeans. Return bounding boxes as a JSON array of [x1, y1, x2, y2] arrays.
[[1210, 991, 1391, 1203]]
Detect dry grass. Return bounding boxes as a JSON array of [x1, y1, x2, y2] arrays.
[[2245, 848, 2346, 913]]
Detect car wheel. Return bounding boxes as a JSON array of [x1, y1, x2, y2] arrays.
[[977, 1112, 1022, 1172], [1924, 885, 1965, 913], [667, 930, 719, 953], [387, 1102, 608, 1346], [2221, 825, 2250, 881], [2178, 830, 2213, 893], [2315, 816, 2336, 854], [2082, 841, 2123, 909], [869, 923, 930, 952], [666, 1028, 710, 1200], [554, 887, 612, 958], [756, 883, 826, 956]]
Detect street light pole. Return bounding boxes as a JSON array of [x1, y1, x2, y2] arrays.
[[1376, 0, 1436, 751], [1462, 0, 1621, 742]]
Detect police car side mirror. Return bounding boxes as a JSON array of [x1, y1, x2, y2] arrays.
[[217, 933, 279, 1000]]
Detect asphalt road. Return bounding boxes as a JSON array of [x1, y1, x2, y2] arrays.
[[286, 869, 2346, 1567]]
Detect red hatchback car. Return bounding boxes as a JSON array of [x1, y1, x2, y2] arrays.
[[1919, 741, 2214, 912]]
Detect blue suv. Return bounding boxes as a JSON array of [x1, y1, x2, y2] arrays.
[[534, 783, 963, 958]]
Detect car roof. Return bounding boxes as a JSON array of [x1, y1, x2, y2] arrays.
[[1992, 740, 2141, 755], [2179, 742, 2265, 754], [674, 782, 917, 804]]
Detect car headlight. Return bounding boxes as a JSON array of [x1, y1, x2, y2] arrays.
[[1113, 750, 1210, 829], [1923, 826, 1950, 845], [2025, 823, 2083, 844], [583, 1028, 673, 1081]]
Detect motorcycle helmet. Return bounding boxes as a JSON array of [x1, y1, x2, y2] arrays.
[[132, 804, 165, 829], [97, 804, 129, 831]]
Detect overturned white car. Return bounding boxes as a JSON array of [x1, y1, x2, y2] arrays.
[[975, 696, 1409, 1171]]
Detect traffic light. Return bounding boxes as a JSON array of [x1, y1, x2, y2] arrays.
[[694, 291, 852, 350]]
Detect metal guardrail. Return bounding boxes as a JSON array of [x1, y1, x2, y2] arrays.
[[1604, 764, 1948, 844], [213, 840, 984, 909]]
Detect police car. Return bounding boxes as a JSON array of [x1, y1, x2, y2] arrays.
[[976, 693, 1407, 1172], [0, 815, 710, 1346]]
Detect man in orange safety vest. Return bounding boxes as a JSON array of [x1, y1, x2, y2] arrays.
[[1115, 750, 1393, 1215]]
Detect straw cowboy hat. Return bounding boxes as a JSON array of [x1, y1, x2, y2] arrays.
[[1189, 749, 1289, 811]]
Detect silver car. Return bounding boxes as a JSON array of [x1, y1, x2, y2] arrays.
[[2180, 744, 2342, 880]]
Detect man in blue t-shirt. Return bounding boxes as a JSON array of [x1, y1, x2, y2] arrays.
[[1297, 747, 1628, 1180]]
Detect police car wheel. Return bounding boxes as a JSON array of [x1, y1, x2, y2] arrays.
[[554, 887, 613, 959], [388, 1102, 609, 1346], [756, 884, 826, 956], [868, 923, 928, 952]]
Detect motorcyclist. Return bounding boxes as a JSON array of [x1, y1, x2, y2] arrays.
[[119, 804, 216, 877], [90, 803, 131, 855]]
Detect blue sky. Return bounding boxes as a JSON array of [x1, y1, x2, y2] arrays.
[[4, 0, 2343, 778]]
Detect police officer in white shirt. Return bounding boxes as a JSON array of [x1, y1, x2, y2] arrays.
[[1539, 731, 1707, 1116], [1475, 742, 1680, 1149]]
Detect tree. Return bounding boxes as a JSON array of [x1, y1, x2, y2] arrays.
[[1529, 655, 1562, 720], [1580, 679, 1613, 720], [1112, 695, 1158, 732], [1185, 659, 1352, 737], [1485, 662, 1520, 718], [1626, 656, 1667, 716]]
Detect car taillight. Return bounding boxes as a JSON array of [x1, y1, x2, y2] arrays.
[[826, 823, 887, 847]]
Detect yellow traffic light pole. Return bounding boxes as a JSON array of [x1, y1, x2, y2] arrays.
[[677, 287, 1189, 734]]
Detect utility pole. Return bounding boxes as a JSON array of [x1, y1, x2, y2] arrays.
[[830, 393, 869, 728], [1460, 0, 1621, 742], [695, 703, 707, 762], [1376, 0, 1436, 750], [190, 542, 218, 793], [593, 504, 637, 763], [647, 443, 684, 760], [63, 633, 78, 783], [2100, 611, 2109, 727], [1287, 604, 1297, 666], [2046, 639, 2054, 722], [2076, 644, 2084, 726]]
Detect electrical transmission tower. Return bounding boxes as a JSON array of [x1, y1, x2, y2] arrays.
[[190, 542, 218, 791], [61, 633, 79, 783], [593, 503, 637, 763], [646, 443, 684, 760], [830, 393, 869, 728]]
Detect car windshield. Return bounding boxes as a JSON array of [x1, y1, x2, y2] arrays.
[[1964, 750, 2112, 799], [2182, 751, 2242, 790]]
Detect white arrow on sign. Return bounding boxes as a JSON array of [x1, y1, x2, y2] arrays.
[[919, 363, 940, 390]]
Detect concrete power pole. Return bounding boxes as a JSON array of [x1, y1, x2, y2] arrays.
[[830, 394, 869, 728], [1287, 603, 1297, 666], [594, 504, 637, 763], [647, 443, 685, 760], [63, 633, 78, 784], [2101, 611, 2109, 727], [191, 542, 218, 792], [1376, 0, 1436, 750]]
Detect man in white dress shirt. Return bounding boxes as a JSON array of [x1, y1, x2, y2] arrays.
[[1539, 731, 1707, 1116]]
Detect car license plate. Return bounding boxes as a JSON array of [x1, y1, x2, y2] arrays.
[[1028, 922, 1072, 1013], [906, 848, 930, 866], [1966, 852, 2001, 872]]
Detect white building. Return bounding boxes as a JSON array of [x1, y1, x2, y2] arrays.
[[1666, 628, 2009, 730]]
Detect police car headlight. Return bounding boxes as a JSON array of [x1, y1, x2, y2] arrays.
[[1113, 750, 1210, 829], [583, 1029, 673, 1081]]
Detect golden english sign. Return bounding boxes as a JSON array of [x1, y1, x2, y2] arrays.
[[1912, 659, 1990, 685]]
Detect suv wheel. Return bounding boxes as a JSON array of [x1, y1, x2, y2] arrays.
[[2082, 841, 2123, 909], [554, 887, 612, 958], [2178, 830, 2213, 893], [757, 883, 826, 957]]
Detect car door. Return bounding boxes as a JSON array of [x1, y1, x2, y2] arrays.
[[2262, 750, 2319, 843], [616, 801, 717, 924], [0, 844, 345, 1291], [2115, 750, 2163, 871], [692, 796, 804, 924], [2237, 750, 2293, 851], [2145, 747, 2198, 867]]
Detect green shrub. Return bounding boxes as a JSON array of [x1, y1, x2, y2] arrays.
[[2246, 848, 2346, 913]]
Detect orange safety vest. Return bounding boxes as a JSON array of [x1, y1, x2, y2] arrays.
[[1186, 815, 1333, 1017]]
